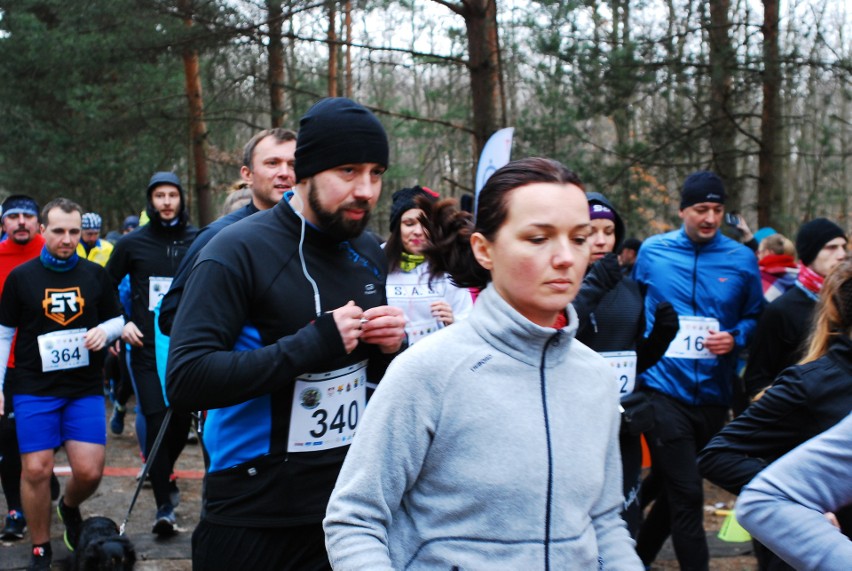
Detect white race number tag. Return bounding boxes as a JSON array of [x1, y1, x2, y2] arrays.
[[601, 351, 637, 396], [148, 277, 173, 311], [665, 316, 720, 359], [37, 328, 90, 372], [288, 360, 367, 453]]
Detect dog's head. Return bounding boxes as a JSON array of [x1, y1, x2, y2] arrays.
[[77, 536, 136, 570], [75, 517, 136, 571]]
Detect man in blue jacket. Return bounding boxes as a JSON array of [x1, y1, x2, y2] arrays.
[[632, 171, 764, 571]]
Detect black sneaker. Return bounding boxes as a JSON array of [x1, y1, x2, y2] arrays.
[[152, 504, 177, 536], [1, 509, 26, 540], [28, 545, 52, 571], [110, 404, 126, 435], [56, 496, 82, 551]]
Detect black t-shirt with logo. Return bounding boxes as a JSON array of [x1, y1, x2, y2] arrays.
[[0, 258, 121, 398]]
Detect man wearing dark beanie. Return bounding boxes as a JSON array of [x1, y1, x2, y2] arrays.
[[166, 97, 406, 570], [632, 171, 764, 570], [742, 218, 847, 400]]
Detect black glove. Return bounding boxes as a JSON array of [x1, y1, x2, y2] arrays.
[[595, 252, 624, 290], [637, 302, 679, 373], [650, 301, 679, 341]]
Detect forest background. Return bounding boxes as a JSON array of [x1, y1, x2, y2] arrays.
[[0, 0, 849, 240]]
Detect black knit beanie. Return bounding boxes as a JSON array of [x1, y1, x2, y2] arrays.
[[389, 186, 439, 232], [680, 171, 726, 209], [795, 218, 846, 266], [295, 98, 389, 182]]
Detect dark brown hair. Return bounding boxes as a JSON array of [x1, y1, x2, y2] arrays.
[[41, 197, 84, 226], [424, 157, 584, 289], [242, 128, 297, 169]]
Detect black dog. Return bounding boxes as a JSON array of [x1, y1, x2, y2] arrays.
[[73, 516, 136, 571]]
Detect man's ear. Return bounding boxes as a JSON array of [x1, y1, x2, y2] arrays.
[[470, 232, 493, 271], [239, 165, 253, 185]]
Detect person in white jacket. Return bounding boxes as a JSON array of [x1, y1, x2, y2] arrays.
[[737, 412, 852, 570], [384, 185, 472, 345], [324, 158, 642, 570]]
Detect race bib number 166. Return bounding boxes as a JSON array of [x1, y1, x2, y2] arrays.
[[665, 316, 720, 360]]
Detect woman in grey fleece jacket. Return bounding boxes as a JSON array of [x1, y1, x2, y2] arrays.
[[323, 158, 642, 570]]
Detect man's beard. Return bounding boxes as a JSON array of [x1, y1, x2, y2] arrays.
[[10, 227, 32, 245], [307, 181, 372, 240]]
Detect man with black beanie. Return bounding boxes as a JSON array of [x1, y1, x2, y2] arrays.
[[166, 97, 406, 570], [742, 218, 847, 399], [105, 172, 198, 537], [632, 171, 764, 570]]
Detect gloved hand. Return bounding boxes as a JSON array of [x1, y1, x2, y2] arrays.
[[637, 301, 680, 374], [651, 301, 679, 341], [595, 252, 624, 290]]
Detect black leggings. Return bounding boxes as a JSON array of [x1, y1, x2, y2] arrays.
[[0, 394, 22, 512], [636, 391, 727, 571], [144, 408, 191, 508], [129, 348, 190, 509]]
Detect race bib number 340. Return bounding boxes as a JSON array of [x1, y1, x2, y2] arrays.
[[37, 328, 90, 373], [288, 360, 367, 453]]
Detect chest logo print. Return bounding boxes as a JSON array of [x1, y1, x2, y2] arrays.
[[42, 287, 86, 326]]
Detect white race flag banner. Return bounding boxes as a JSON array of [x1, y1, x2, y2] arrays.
[[474, 127, 514, 215]]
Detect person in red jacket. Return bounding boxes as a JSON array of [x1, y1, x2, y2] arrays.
[[0, 194, 45, 541]]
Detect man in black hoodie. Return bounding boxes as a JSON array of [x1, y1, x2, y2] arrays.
[[105, 172, 198, 536]]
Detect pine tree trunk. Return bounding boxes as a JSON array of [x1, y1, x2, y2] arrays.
[[178, 0, 213, 226], [267, 0, 286, 127], [707, 0, 739, 207], [758, 0, 780, 228]]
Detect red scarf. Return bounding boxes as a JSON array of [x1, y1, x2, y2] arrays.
[[797, 262, 824, 294], [759, 253, 796, 272]]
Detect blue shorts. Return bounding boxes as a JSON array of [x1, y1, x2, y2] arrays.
[[12, 395, 106, 454]]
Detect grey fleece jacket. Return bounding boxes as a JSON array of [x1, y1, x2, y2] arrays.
[[323, 286, 642, 570]]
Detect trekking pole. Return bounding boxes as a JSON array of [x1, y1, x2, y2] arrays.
[[120, 407, 173, 536]]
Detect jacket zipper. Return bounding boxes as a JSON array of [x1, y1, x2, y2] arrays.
[[691, 245, 700, 405], [539, 332, 560, 571]]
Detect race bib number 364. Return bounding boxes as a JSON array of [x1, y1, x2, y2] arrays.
[[37, 328, 90, 373], [287, 360, 367, 453]]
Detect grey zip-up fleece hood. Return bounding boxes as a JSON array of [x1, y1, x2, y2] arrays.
[[324, 286, 642, 570]]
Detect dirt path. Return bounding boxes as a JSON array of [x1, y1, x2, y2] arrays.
[[1, 401, 757, 570]]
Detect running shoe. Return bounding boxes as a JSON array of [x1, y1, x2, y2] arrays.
[[152, 504, 177, 536], [110, 404, 126, 435], [27, 545, 51, 571], [56, 496, 82, 551], [1, 510, 26, 540]]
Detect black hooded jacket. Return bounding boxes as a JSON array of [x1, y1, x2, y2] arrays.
[[573, 193, 676, 374], [106, 181, 198, 347]]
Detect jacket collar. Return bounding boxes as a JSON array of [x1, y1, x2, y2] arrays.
[[468, 285, 578, 368]]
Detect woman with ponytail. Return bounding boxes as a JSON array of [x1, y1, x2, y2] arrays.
[[383, 186, 472, 345], [324, 158, 642, 570]]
